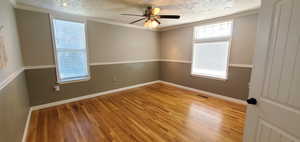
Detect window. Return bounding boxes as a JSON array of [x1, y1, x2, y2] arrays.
[[51, 17, 90, 83], [192, 21, 233, 80]]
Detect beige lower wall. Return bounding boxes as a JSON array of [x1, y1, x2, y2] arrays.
[[25, 62, 160, 106], [160, 61, 251, 100], [0, 72, 30, 142]]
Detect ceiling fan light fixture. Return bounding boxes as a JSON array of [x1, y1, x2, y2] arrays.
[[144, 20, 150, 27], [152, 8, 160, 15], [63, 2, 68, 6], [144, 19, 159, 29]]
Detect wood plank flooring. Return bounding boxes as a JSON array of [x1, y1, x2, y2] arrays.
[[26, 83, 246, 142]]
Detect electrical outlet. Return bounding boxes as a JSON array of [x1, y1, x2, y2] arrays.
[[54, 85, 60, 91]]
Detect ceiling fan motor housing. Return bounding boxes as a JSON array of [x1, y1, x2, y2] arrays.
[[121, 6, 180, 28]]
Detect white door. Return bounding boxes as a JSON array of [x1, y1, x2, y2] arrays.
[[244, 0, 300, 141]]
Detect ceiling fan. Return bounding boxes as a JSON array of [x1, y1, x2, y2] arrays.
[[121, 6, 180, 28]]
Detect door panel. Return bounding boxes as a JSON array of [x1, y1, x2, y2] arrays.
[[244, 0, 300, 141], [258, 99, 300, 137], [256, 120, 298, 142], [263, 0, 293, 102]]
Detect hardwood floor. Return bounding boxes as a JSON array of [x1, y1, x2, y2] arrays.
[[26, 83, 246, 142]]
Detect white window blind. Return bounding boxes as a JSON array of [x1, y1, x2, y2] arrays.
[[192, 21, 233, 80], [51, 18, 90, 83], [194, 21, 233, 40]]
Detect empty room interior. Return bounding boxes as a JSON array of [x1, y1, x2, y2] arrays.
[[1, 0, 300, 141]]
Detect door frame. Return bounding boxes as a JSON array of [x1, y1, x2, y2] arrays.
[[243, 0, 279, 141]]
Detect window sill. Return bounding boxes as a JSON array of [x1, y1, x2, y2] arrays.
[[191, 73, 227, 81], [57, 76, 90, 84]]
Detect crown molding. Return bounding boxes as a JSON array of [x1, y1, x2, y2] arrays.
[[14, 3, 158, 32], [89, 18, 158, 31], [159, 7, 260, 32], [14, 2, 259, 32]]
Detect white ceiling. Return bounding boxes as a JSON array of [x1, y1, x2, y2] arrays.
[[15, 0, 261, 28]]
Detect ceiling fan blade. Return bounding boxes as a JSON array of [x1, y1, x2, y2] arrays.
[[154, 18, 161, 24], [121, 14, 145, 17], [159, 15, 180, 19], [130, 18, 146, 24]]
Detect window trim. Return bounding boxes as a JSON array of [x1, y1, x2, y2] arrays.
[[50, 15, 91, 84], [191, 20, 234, 81]]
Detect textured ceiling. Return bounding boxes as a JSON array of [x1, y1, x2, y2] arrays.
[[15, 0, 261, 28]]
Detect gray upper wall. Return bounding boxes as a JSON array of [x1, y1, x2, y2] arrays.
[[88, 21, 160, 63], [160, 13, 258, 65], [15, 8, 257, 66], [0, 0, 24, 83], [15, 9, 54, 66], [15, 8, 160, 66]]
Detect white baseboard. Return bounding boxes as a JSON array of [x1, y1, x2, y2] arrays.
[[22, 108, 32, 142], [31, 80, 160, 110], [158, 80, 247, 105]]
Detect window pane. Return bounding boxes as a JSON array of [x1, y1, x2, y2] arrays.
[[192, 41, 229, 79], [194, 21, 232, 40], [53, 19, 86, 49], [52, 19, 89, 82], [57, 50, 88, 79]]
